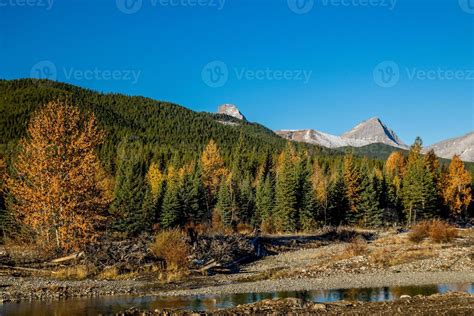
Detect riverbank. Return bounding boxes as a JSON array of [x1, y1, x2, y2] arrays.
[[1, 228, 472, 304], [122, 292, 474, 315]]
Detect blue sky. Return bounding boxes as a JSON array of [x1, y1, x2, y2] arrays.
[[1, 0, 473, 145]]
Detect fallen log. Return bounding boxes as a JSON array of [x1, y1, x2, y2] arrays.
[[50, 252, 84, 264]]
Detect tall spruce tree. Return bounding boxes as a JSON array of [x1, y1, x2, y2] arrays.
[[216, 177, 233, 227], [328, 170, 349, 226], [161, 167, 184, 229], [298, 158, 317, 231], [274, 144, 299, 232], [110, 139, 152, 236], [359, 165, 383, 227], [343, 153, 362, 225]]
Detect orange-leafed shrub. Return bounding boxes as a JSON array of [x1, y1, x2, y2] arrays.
[[151, 229, 190, 271]]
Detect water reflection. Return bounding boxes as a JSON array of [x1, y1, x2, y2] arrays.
[[2, 283, 473, 315]]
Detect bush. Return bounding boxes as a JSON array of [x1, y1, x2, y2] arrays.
[[408, 221, 431, 243], [236, 223, 253, 235], [428, 220, 458, 243], [409, 220, 457, 244], [151, 229, 190, 271], [337, 237, 368, 260]]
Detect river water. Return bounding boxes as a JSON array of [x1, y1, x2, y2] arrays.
[[2, 283, 473, 315]]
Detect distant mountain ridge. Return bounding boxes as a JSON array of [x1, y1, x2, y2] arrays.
[[276, 117, 408, 150], [424, 132, 474, 162]]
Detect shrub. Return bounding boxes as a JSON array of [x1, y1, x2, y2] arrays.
[[151, 229, 190, 271], [408, 221, 431, 243], [409, 220, 458, 244], [236, 223, 253, 235], [261, 218, 275, 234], [428, 220, 458, 243], [337, 237, 368, 260]]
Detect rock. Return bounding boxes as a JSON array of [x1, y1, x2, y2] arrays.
[[217, 104, 246, 121]]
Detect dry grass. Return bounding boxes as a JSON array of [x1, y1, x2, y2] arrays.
[[335, 237, 368, 260], [150, 229, 190, 272], [96, 266, 119, 280], [236, 223, 253, 235], [53, 265, 90, 280], [428, 220, 458, 243], [409, 220, 458, 244], [369, 246, 435, 267]]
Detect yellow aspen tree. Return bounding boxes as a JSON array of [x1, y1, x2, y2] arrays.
[[7, 100, 109, 252], [442, 155, 472, 216]]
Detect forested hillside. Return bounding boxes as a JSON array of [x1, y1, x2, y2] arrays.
[[0, 79, 329, 174], [0, 79, 472, 252]]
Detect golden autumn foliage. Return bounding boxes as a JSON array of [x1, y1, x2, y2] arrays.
[[442, 155, 472, 215], [385, 151, 406, 178], [343, 153, 361, 214], [7, 101, 109, 252], [146, 161, 164, 200], [201, 140, 227, 197]]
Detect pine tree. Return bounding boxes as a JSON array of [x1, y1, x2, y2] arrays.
[[161, 166, 184, 229], [401, 137, 437, 224], [110, 139, 152, 235], [216, 177, 233, 227], [343, 153, 362, 225], [238, 175, 255, 224], [327, 171, 349, 226], [298, 158, 317, 231], [274, 144, 299, 232], [255, 174, 274, 227], [442, 155, 472, 218], [359, 165, 382, 227], [312, 162, 329, 225], [7, 101, 109, 251]]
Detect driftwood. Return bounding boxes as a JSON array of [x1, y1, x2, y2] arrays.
[[50, 252, 84, 264]]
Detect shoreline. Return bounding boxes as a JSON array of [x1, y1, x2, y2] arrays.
[[160, 271, 474, 297]]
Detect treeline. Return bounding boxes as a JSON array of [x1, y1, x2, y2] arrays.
[[0, 82, 472, 253]]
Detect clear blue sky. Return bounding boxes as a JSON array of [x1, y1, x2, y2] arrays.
[[1, 0, 473, 145]]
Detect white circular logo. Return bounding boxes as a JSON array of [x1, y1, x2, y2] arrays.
[[288, 0, 314, 14], [459, 0, 474, 14], [116, 0, 143, 14], [30, 60, 57, 81], [201, 61, 229, 88], [373, 61, 400, 88]]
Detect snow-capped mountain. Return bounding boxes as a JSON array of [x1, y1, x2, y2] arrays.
[[276, 117, 408, 149], [424, 132, 474, 162], [217, 104, 246, 121]]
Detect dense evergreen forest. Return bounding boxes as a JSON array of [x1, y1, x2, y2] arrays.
[[0, 79, 472, 250]]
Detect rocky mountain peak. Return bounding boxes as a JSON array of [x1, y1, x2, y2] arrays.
[[217, 104, 246, 121], [341, 117, 406, 148]]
